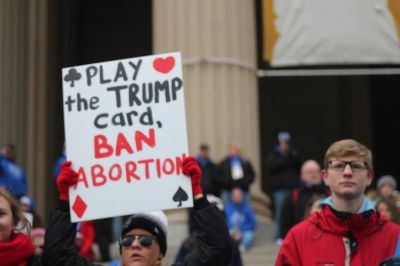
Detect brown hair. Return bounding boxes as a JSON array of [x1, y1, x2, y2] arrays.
[[377, 198, 400, 224], [324, 139, 373, 172], [0, 188, 31, 233], [303, 194, 326, 220]]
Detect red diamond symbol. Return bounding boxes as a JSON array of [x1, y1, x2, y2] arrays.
[[72, 195, 87, 218]]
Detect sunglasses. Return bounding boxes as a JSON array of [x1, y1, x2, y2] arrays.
[[120, 234, 158, 248]]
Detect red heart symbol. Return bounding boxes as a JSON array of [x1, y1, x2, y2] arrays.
[[153, 56, 175, 74]]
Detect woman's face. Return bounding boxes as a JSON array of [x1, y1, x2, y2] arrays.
[[121, 228, 162, 266], [377, 201, 392, 221], [0, 196, 15, 242]]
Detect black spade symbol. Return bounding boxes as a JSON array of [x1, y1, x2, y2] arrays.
[[173, 186, 188, 207], [64, 68, 82, 87]]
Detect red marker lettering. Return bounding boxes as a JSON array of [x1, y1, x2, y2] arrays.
[[91, 164, 107, 186], [135, 128, 155, 151], [94, 134, 113, 158], [162, 158, 174, 175], [175, 153, 187, 175], [138, 159, 154, 179], [115, 132, 134, 156], [75, 167, 89, 189], [125, 161, 140, 183], [109, 163, 122, 181], [155, 158, 162, 178]]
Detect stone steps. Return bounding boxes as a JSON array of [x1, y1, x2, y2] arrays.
[[164, 219, 280, 266]]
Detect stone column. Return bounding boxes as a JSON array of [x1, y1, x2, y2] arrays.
[[0, 0, 50, 220], [153, 0, 269, 217]]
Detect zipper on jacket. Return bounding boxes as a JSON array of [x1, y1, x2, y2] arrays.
[[343, 237, 351, 266], [343, 232, 357, 266]]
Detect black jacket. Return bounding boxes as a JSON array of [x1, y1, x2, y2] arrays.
[[217, 157, 255, 192], [28, 255, 44, 266], [279, 183, 328, 239], [43, 197, 232, 266], [197, 158, 221, 197], [265, 147, 301, 191]]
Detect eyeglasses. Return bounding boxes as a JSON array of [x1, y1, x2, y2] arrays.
[[328, 160, 368, 173], [120, 234, 158, 248]]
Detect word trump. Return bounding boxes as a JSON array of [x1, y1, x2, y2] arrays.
[[74, 154, 188, 189]]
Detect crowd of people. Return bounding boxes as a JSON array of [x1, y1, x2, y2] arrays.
[[1, 136, 400, 265]]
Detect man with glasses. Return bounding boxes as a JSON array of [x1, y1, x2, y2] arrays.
[[276, 139, 400, 266], [43, 157, 232, 266]]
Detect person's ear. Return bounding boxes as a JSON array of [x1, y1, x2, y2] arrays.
[[321, 169, 329, 186], [155, 254, 163, 265], [366, 171, 374, 186]]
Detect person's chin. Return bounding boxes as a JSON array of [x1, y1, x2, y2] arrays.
[[126, 255, 146, 266], [338, 190, 361, 200]]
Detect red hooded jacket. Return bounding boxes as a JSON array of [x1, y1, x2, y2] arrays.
[[276, 204, 400, 266]]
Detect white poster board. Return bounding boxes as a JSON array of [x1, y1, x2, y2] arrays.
[[62, 52, 192, 222]]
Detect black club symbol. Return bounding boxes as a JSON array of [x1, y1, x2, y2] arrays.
[[64, 68, 82, 87]]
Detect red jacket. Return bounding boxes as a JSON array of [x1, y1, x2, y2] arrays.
[[276, 205, 400, 266]]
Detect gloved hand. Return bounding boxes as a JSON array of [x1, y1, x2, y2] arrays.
[[56, 161, 79, 201], [182, 156, 203, 196]]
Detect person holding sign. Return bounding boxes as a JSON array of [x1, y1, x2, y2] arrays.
[[43, 157, 232, 266], [275, 139, 400, 266]]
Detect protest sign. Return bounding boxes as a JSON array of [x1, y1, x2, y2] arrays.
[[62, 52, 192, 222]]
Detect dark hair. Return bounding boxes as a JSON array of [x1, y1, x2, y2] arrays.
[[1, 143, 17, 161], [199, 144, 209, 151], [303, 194, 326, 220]]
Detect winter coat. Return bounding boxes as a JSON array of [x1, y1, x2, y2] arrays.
[[0, 155, 27, 199], [225, 202, 257, 233], [279, 182, 328, 238], [265, 147, 301, 191], [196, 156, 220, 197], [276, 203, 400, 266], [217, 157, 255, 192], [43, 197, 232, 266]]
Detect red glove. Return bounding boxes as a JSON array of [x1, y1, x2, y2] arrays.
[[182, 157, 203, 196], [56, 161, 79, 201]]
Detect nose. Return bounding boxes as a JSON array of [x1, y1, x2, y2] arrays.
[[343, 164, 353, 176], [131, 238, 141, 247], [125, 237, 141, 248]]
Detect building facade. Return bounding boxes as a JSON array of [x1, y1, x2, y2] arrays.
[[1, 0, 400, 220]]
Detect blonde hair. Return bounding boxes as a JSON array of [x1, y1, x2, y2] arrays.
[[324, 139, 373, 172], [0, 188, 31, 233]]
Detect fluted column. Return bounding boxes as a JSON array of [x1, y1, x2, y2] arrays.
[[0, 0, 49, 220], [153, 0, 268, 211]]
